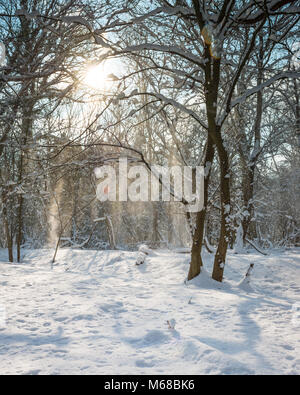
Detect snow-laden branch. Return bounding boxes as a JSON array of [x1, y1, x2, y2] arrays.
[[134, 91, 208, 130], [0, 11, 89, 27], [234, 0, 299, 25], [95, 4, 195, 32], [118, 44, 206, 69], [131, 4, 194, 23], [218, 71, 300, 126], [223, 19, 265, 123], [0, 69, 65, 82]]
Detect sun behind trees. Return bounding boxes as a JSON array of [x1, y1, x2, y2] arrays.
[[0, 0, 299, 283]]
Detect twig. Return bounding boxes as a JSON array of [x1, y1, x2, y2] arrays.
[[245, 238, 268, 255]]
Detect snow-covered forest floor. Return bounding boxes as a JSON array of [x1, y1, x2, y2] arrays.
[[0, 247, 299, 375]]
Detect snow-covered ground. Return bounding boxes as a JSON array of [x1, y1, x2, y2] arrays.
[[0, 247, 299, 375]]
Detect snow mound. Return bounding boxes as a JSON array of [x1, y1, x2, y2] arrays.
[[187, 267, 232, 292], [138, 244, 155, 256]]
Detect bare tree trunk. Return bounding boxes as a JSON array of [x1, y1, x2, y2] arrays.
[[105, 215, 117, 250], [16, 195, 24, 263], [293, 63, 300, 149], [16, 139, 25, 263], [203, 51, 231, 283], [152, 201, 160, 246], [212, 131, 231, 282], [2, 189, 14, 262], [188, 136, 214, 280], [241, 38, 263, 242], [241, 165, 255, 241], [15, 3, 35, 262]]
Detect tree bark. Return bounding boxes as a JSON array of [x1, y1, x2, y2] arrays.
[[188, 136, 215, 280], [241, 37, 263, 242], [16, 99, 33, 263], [2, 189, 14, 262], [241, 164, 255, 241], [212, 129, 231, 282]]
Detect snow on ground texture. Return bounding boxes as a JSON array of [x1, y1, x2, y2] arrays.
[[0, 248, 299, 375]]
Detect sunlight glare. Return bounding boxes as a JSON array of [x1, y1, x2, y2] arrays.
[[83, 60, 119, 92]]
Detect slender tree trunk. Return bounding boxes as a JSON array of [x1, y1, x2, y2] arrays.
[[203, 54, 231, 282], [106, 215, 116, 250], [16, 195, 24, 262], [188, 136, 215, 280], [294, 79, 300, 149], [241, 40, 263, 242], [241, 165, 255, 241], [15, 3, 35, 262], [152, 201, 160, 246], [17, 93, 34, 262], [16, 139, 25, 263], [2, 190, 13, 262], [212, 129, 231, 282]]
